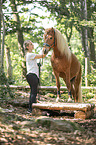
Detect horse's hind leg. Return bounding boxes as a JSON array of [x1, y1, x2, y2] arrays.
[[74, 66, 82, 103], [70, 77, 77, 102], [65, 70, 73, 102], [71, 82, 77, 102], [56, 78, 60, 102]]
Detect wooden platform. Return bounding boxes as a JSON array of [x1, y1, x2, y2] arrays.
[[33, 102, 95, 119]]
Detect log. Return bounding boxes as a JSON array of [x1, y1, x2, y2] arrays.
[[74, 110, 94, 119], [32, 102, 95, 112]]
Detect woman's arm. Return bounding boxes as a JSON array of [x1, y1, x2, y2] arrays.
[[34, 54, 47, 59]]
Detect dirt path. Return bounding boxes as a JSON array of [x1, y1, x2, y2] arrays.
[[0, 91, 96, 145]]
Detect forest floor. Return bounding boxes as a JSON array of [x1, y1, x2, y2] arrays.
[[0, 90, 96, 145]]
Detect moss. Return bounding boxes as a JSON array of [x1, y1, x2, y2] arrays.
[[35, 117, 83, 132]]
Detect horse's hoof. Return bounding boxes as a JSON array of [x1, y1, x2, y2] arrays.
[[68, 98, 74, 103]]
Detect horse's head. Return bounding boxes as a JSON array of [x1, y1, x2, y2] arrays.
[[43, 27, 55, 54]]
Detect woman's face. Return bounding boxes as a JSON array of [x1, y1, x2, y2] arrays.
[[27, 42, 34, 52]]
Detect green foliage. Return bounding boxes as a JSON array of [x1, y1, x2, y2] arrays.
[[87, 61, 96, 86], [4, 34, 24, 85], [2, 0, 96, 88], [4, 25, 96, 87], [82, 88, 95, 102]]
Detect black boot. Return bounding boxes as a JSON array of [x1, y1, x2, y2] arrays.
[[28, 94, 36, 113]]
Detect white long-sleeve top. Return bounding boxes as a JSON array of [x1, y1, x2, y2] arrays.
[[26, 52, 39, 78]]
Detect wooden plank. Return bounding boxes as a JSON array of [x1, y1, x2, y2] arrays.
[[32, 102, 95, 112]]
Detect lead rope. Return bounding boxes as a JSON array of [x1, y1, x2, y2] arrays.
[[42, 55, 43, 65]]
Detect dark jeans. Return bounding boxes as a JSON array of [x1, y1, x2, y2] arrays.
[[26, 73, 39, 111]]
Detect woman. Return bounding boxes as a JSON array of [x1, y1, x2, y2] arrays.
[[23, 40, 47, 113]]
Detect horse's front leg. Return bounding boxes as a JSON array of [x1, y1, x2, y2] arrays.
[[54, 73, 60, 102], [65, 70, 73, 102]]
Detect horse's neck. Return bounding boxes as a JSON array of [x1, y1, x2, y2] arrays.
[[53, 46, 62, 58]]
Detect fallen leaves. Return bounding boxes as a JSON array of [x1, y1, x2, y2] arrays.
[[0, 92, 96, 145]]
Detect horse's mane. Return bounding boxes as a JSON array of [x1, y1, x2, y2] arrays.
[[54, 28, 71, 59]]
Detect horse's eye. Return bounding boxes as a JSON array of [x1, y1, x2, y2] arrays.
[[50, 37, 52, 39]]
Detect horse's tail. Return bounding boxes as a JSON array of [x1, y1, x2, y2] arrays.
[[78, 79, 82, 102], [77, 65, 82, 103]]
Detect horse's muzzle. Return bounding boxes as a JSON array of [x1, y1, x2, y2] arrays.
[[43, 47, 50, 54]]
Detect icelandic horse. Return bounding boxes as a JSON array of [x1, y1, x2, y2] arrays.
[[43, 27, 82, 103]]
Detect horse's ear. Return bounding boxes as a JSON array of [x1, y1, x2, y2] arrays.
[[51, 27, 54, 32]]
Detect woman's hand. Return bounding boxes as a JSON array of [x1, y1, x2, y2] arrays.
[[42, 53, 47, 58], [34, 53, 47, 59]]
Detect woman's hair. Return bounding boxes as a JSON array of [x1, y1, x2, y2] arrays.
[[23, 40, 32, 51]]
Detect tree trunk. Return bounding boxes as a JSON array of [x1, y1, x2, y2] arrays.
[[64, 21, 73, 50], [0, 1, 13, 97], [0, 0, 2, 76], [5, 47, 13, 83], [81, 28, 89, 58], [10, 0, 26, 78], [80, 0, 90, 59], [0, 0, 6, 86], [88, 27, 96, 67]]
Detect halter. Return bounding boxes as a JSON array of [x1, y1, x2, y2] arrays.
[[43, 29, 55, 48]]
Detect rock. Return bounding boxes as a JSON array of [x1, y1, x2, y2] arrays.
[[35, 117, 83, 132], [12, 125, 20, 130]]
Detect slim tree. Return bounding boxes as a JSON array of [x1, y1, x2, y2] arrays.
[[10, 0, 26, 78], [0, 0, 2, 77], [5, 47, 13, 83], [0, 0, 13, 97], [80, 0, 89, 58], [0, 0, 5, 85]]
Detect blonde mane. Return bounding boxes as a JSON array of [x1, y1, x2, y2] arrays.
[[54, 28, 71, 59]]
